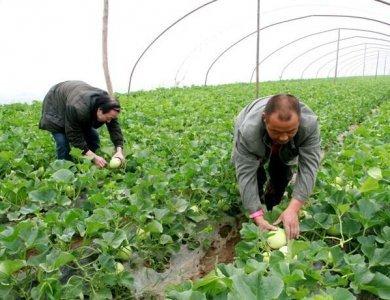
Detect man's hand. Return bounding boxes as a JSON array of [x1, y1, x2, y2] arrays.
[[85, 150, 107, 168], [274, 198, 303, 240], [93, 155, 107, 168], [254, 215, 278, 231], [113, 147, 124, 162]]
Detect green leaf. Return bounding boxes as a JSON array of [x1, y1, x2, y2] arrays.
[[193, 272, 231, 295], [342, 217, 362, 236], [376, 226, 390, 243], [369, 243, 390, 267], [6, 211, 22, 221], [361, 272, 390, 299], [160, 234, 173, 244], [367, 167, 382, 180], [313, 213, 333, 228], [90, 287, 112, 300], [50, 159, 74, 170], [102, 229, 126, 249], [29, 189, 57, 204], [258, 274, 284, 299], [62, 276, 84, 299], [27, 251, 48, 267], [54, 252, 74, 269], [70, 147, 84, 159], [118, 271, 134, 289], [345, 254, 365, 266], [284, 269, 306, 285], [0, 259, 26, 276], [58, 227, 75, 242], [244, 259, 267, 274], [171, 198, 189, 213], [359, 177, 379, 193], [187, 211, 208, 223], [358, 235, 376, 258], [326, 287, 355, 300], [146, 220, 163, 234], [228, 273, 256, 299], [0, 284, 14, 299], [239, 223, 260, 241], [42, 250, 75, 271], [19, 203, 40, 215], [17, 220, 39, 248], [52, 169, 74, 183], [154, 208, 169, 220], [76, 223, 86, 237], [336, 204, 350, 215], [85, 219, 107, 236], [84, 210, 113, 236], [357, 199, 381, 219], [352, 265, 375, 285], [290, 240, 310, 257], [0, 202, 10, 214], [167, 290, 207, 300]]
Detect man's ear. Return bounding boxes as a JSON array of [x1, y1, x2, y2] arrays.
[[262, 112, 267, 123]]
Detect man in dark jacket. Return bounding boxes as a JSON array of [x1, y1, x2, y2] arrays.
[[232, 94, 321, 240], [39, 80, 124, 168]]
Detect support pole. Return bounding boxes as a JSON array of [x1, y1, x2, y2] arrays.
[[334, 28, 341, 82], [363, 44, 367, 76], [255, 0, 260, 98], [375, 51, 380, 78]]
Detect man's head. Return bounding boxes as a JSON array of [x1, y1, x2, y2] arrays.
[[262, 94, 300, 144], [95, 95, 121, 123]]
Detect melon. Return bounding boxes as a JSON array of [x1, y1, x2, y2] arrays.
[[267, 228, 287, 249]]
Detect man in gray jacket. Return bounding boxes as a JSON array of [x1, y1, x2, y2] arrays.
[[39, 81, 124, 168], [232, 94, 321, 239]]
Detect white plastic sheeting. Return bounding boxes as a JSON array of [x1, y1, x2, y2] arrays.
[[0, 0, 389, 102]]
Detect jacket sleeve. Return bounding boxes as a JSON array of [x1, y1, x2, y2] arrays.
[[106, 119, 124, 148], [64, 105, 89, 153], [292, 122, 321, 201], [232, 130, 264, 214]]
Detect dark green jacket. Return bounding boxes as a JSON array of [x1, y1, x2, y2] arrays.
[[39, 81, 124, 152], [232, 96, 321, 213]]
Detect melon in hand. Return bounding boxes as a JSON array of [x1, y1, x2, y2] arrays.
[[109, 157, 122, 168], [267, 228, 287, 249]]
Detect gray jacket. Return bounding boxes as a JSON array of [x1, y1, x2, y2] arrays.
[[232, 96, 321, 213], [39, 81, 123, 152]]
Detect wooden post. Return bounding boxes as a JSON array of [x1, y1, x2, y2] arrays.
[[255, 0, 260, 98], [103, 0, 113, 96]]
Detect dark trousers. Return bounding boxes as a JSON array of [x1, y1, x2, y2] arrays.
[[52, 128, 100, 161], [257, 154, 292, 211]]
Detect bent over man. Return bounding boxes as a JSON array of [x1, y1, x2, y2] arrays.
[[39, 80, 124, 168], [232, 94, 321, 239]]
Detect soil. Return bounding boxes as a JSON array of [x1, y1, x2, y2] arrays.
[[197, 222, 242, 278], [69, 235, 84, 250], [131, 215, 244, 299], [337, 124, 359, 143]]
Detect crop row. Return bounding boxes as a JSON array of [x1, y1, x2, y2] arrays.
[[0, 77, 389, 298], [166, 100, 390, 299]]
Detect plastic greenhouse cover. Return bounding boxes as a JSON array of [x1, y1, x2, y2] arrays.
[[0, 0, 389, 103]]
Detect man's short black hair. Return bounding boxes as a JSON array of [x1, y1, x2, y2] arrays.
[[264, 94, 300, 121], [95, 95, 121, 114]]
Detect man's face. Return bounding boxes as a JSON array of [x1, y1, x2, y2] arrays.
[[263, 112, 299, 144], [97, 109, 119, 123]]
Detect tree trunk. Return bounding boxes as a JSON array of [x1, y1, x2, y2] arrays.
[[102, 0, 113, 97]]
